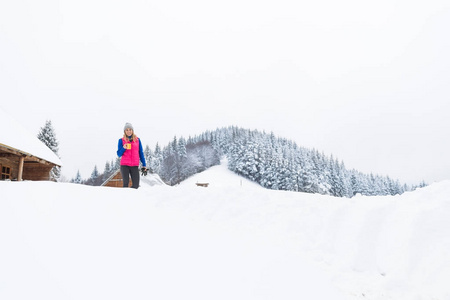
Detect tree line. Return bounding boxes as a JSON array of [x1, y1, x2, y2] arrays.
[[68, 125, 425, 197], [73, 138, 220, 187], [202, 127, 423, 196]]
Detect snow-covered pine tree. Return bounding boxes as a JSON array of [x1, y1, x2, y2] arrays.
[[37, 120, 61, 181], [72, 170, 83, 184], [91, 165, 99, 178], [86, 165, 100, 186], [104, 161, 111, 175], [177, 137, 188, 182], [144, 145, 153, 172], [160, 141, 176, 185], [102, 160, 113, 182], [151, 143, 163, 174]]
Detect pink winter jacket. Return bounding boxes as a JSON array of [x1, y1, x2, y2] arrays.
[[119, 137, 141, 166]]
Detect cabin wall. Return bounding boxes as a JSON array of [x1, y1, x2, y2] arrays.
[[103, 172, 132, 187], [22, 162, 53, 181], [0, 156, 19, 180]]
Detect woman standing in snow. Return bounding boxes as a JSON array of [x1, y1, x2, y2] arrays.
[[117, 123, 147, 189]]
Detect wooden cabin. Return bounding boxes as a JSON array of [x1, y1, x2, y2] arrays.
[[1, 109, 62, 181], [0, 143, 60, 181], [101, 169, 132, 187], [102, 169, 167, 188]]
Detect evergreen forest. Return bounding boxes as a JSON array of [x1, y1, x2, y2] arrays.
[[78, 126, 425, 197]]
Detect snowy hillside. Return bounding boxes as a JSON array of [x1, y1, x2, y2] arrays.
[[1, 162, 449, 300]]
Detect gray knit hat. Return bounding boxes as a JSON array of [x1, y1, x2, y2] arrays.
[[124, 122, 134, 131]]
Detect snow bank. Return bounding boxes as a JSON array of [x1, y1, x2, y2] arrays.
[[1, 163, 449, 300], [140, 173, 167, 187]]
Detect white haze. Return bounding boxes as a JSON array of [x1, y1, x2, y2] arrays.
[[1, 0, 450, 184]]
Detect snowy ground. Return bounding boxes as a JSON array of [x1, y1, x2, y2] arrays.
[[1, 162, 449, 300]]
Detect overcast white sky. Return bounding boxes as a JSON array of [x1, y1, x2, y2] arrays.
[[1, 0, 449, 184]]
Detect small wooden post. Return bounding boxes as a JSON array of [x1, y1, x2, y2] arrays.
[[18, 156, 25, 181]]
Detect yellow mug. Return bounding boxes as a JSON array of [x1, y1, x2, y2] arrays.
[[125, 143, 131, 150]]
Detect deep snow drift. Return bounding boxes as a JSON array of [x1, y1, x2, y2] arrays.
[[1, 162, 449, 300]]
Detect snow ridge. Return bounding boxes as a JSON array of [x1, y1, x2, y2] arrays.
[[1, 162, 449, 300]]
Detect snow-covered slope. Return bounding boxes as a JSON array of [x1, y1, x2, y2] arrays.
[[1, 161, 449, 300], [179, 159, 262, 190], [140, 173, 167, 187]]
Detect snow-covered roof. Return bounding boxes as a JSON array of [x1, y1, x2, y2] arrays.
[[101, 169, 121, 186], [0, 107, 62, 166], [101, 168, 166, 187]]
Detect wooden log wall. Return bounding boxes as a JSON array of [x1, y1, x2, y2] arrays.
[[0, 156, 19, 180], [22, 162, 53, 181], [103, 171, 132, 187]]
